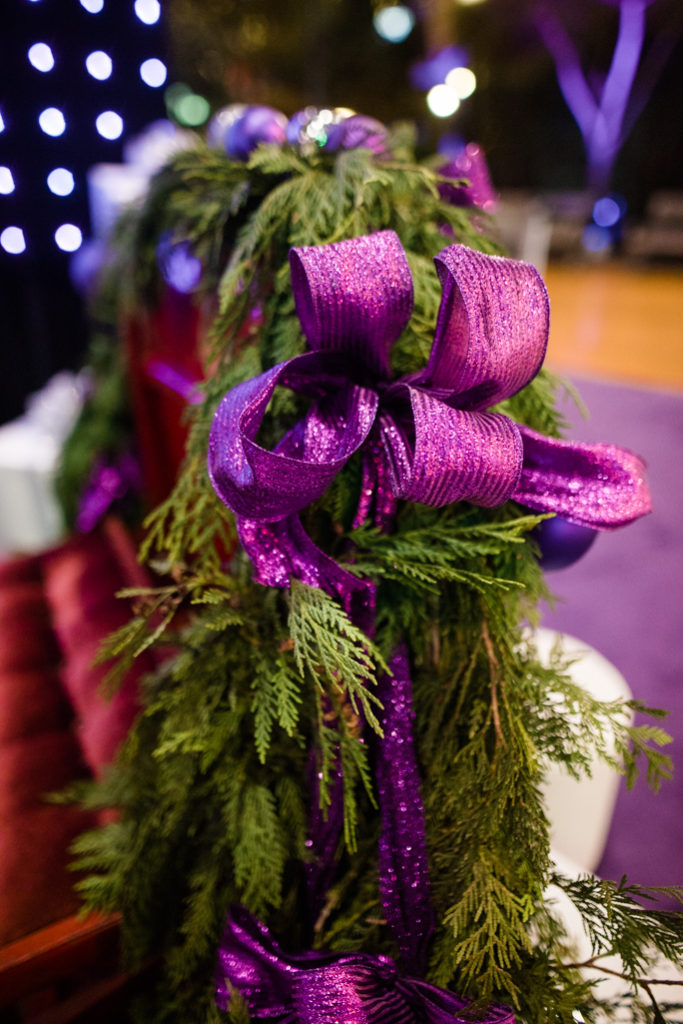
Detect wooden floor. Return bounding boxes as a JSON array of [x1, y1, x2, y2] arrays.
[[543, 261, 683, 391]]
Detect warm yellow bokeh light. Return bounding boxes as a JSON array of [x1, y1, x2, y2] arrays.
[[426, 84, 461, 118], [445, 66, 477, 100]]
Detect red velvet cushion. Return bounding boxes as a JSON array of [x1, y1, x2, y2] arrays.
[[42, 522, 157, 778], [0, 668, 73, 743], [0, 556, 94, 945], [0, 582, 62, 673], [0, 729, 95, 945]]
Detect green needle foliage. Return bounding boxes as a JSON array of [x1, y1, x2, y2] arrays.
[[59, 126, 683, 1023]]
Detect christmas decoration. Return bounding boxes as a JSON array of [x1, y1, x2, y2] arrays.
[[534, 515, 597, 571], [223, 106, 289, 161], [56, 112, 682, 1024], [438, 142, 498, 212]]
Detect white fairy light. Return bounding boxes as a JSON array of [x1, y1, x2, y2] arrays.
[[140, 58, 167, 87], [47, 168, 75, 196], [95, 110, 124, 139], [86, 50, 113, 80], [38, 107, 66, 136], [426, 84, 460, 118], [54, 224, 83, 252], [1, 227, 27, 254], [28, 42, 55, 72]]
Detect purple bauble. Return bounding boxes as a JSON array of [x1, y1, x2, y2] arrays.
[[286, 106, 322, 147], [207, 104, 247, 149], [535, 516, 598, 571], [324, 114, 388, 156], [224, 105, 288, 161]]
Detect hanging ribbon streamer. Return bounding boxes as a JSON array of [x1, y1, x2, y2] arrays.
[[208, 231, 651, 1018], [374, 645, 434, 976]]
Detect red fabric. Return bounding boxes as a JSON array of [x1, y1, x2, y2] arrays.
[[0, 733, 95, 945], [0, 669, 72, 743], [0, 524, 159, 943], [41, 522, 158, 777], [125, 288, 204, 507], [0, 555, 94, 944]]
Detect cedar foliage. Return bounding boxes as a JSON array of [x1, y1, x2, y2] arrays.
[[59, 126, 683, 1023]]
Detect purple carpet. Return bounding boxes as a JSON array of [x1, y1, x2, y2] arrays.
[[541, 376, 683, 897]]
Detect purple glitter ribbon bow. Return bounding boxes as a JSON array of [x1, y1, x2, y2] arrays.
[[216, 905, 515, 1024], [208, 231, 651, 1017], [208, 231, 650, 600]]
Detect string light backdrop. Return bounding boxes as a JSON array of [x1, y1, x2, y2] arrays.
[[0, 0, 168, 421]]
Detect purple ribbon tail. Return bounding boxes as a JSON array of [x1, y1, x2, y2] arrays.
[[513, 425, 652, 528], [304, 747, 345, 934], [375, 645, 435, 977], [216, 905, 515, 1024], [238, 514, 376, 634]]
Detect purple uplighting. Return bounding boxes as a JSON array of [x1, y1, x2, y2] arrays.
[[535, 0, 650, 191]]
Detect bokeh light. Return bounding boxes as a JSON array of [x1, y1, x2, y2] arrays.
[[1, 227, 27, 255], [38, 107, 66, 136], [582, 224, 611, 252], [426, 85, 461, 118], [445, 67, 477, 100], [134, 0, 161, 25], [593, 195, 623, 228], [86, 50, 113, 80], [79, 0, 104, 10], [165, 84, 210, 127], [0, 167, 15, 194], [28, 42, 55, 72], [373, 5, 415, 43], [54, 224, 83, 252], [140, 58, 167, 87], [47, 168, 75, 196], [95, 110, 124, 139]]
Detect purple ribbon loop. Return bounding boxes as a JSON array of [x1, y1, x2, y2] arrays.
[[424, 245, 548, 408], [289, 230, 413, 379], [216, 906, 515, 1024]]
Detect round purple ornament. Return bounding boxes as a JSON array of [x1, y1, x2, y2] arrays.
[[286, 106, 343, 151], [224, 105, 288, 161], [206, 104, 247, 149], [323, 114, 388, 156], [535, 515, 597, 571]]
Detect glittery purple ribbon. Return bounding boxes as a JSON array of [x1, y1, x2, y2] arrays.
[[208, 231, 651, 1012], [375, 645, 434, 973], [216, 906, 515, 1024], [438, 143, 498, 212]]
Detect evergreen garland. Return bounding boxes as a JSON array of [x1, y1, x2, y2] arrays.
[[59, 125, 682, 1023]]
